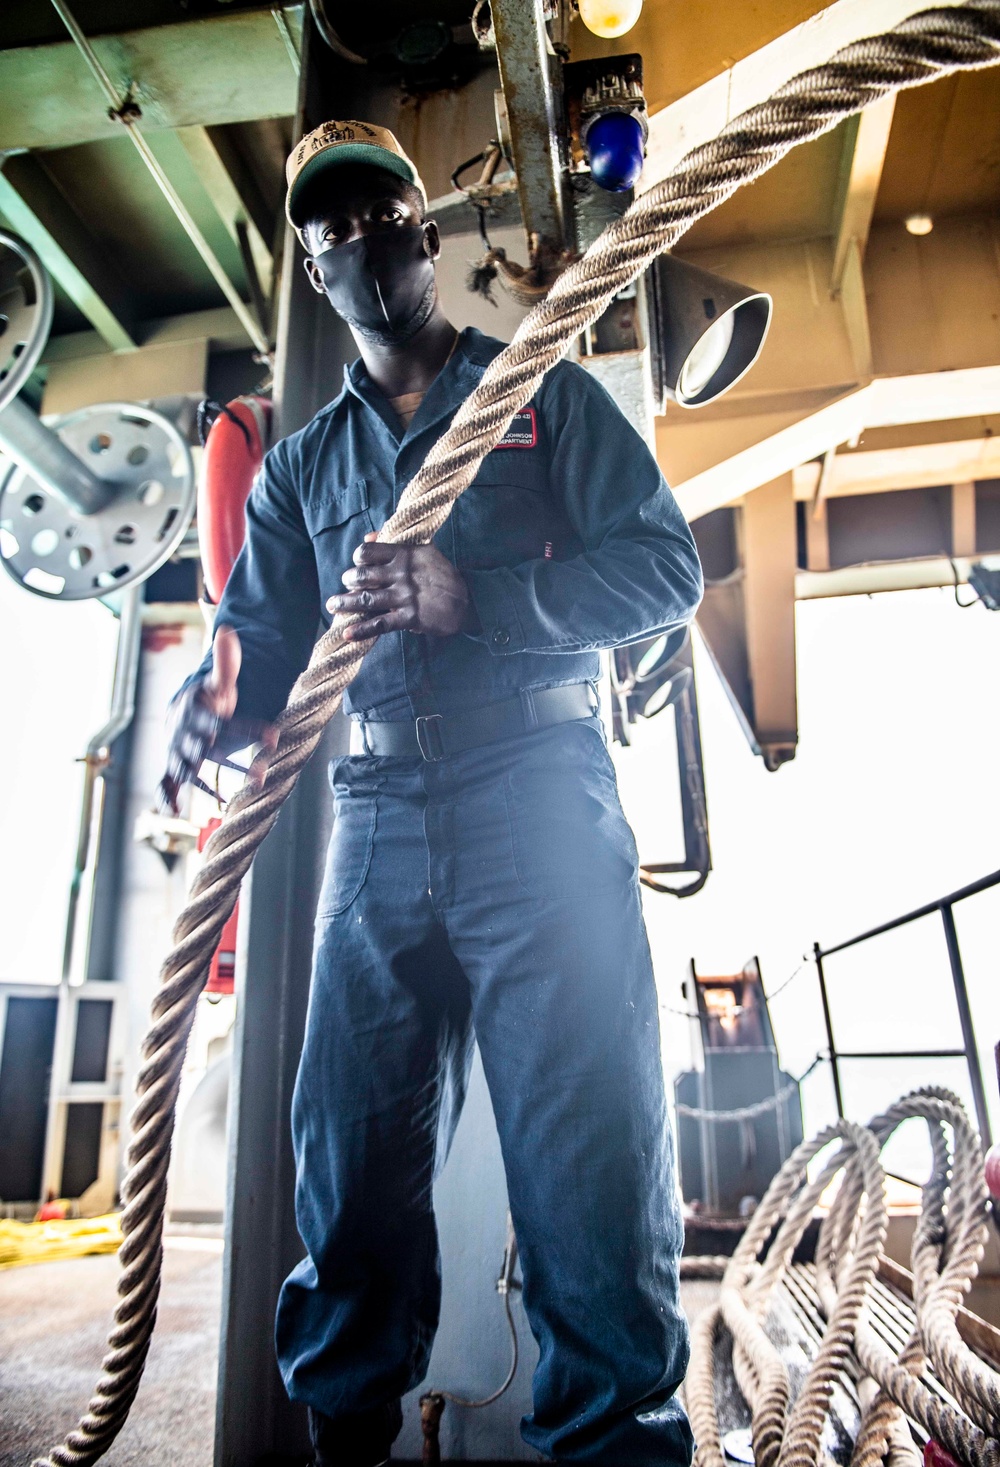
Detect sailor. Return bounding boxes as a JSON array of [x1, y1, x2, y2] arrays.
[[162, 120, 703, 1467]]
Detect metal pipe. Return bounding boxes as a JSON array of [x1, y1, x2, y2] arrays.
[[813, 942, 845, 1118], [816, 866, 1000, 958], [48, 0, 270, 358], [308, 0, 368, 65], [61, 585, 143, 985], [940, 902, 993, 1148], [0, 393, 113, 515], [272, 7, 301, 69], [833, 1049, 969, 1060]]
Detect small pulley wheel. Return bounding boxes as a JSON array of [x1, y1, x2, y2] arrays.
[[722, 1428, 755, 1463], [0, 230, 54, 412], [0, 401, 195, 600]]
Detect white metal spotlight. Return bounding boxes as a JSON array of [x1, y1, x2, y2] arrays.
[[648, 256, 773, 409]]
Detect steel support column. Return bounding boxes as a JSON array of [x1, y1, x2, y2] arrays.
[[940, 903, 993, 1149], [491, 0, 570, 260]]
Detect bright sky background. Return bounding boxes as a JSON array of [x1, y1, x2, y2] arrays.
[[0, 568, 118, 988], [614, 585, 1000, 1176], [1, 571, 997, 1175]]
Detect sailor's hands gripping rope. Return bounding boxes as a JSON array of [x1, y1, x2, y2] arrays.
[[158, 533, 476, 813]]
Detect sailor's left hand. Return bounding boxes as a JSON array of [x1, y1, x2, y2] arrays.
[[328, 533, 479, 640]]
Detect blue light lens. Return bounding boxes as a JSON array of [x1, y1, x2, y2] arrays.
[[585, 111, 645, 193]]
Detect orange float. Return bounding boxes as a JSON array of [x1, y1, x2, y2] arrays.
[[198, 395, 271, 605], [196, 395, 270, 993]]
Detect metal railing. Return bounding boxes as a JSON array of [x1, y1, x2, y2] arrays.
[[813, 868, 999, 1149]]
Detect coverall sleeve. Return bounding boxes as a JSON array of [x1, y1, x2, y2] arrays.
[[462, 361, 703, 654], [183, 440, 320, 727]]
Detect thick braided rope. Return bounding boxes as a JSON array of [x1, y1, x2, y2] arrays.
[[687, 1089, 1000, 1467], [32, 7, 1000, 1464]]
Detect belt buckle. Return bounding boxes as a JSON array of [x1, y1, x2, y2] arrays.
[[415, 713, 445, 762]]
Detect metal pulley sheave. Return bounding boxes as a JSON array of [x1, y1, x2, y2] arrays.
[[0, 228, 196, 600]]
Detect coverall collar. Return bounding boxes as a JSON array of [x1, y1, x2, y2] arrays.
[[341, 327, 496, 447]]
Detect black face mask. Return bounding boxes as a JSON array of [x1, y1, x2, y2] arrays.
[[311, 225, 436, 345]]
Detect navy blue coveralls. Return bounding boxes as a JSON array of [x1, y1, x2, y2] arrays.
[[192, 327, 703, 1463]]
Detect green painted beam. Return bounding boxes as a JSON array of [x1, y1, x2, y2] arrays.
[[41, 306, 249, 365], [0, 9, 301, 153], [0, 157, 136, 352], [175, 126, 274, 295], [204, 125, 278, 262], [140, 129, 251, 291]]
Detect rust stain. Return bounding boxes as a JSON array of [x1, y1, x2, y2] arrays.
[[142, 624, 187, 653]]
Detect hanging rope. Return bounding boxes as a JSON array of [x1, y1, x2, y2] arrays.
[[686, 1087, 1000, 1467], [32, 6, 1000, 1464]]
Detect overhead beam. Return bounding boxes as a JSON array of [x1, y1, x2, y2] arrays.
[[168, 127, 274, 300], [673, 366, 1000, 522], [741, 473, 799, 769], [203, 127, 278, 259], [659, 215, 1000, 518], [40, 5, 269, 356], [0, 11, 299, 153], [793, 434, 1000, 498], [42, 336, 207, 415], [0, 154, 136, 351], [796, 555, 982, 599], [830, 95, 896, 289], [694, 473, 799, 769], [41, 305, 250, 364], [827, 95, 896, 382], [642, 0, 967, 190], [836, 237, 873, 382]]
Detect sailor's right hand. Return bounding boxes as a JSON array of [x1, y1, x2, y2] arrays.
[[157, 625, 243, 815]]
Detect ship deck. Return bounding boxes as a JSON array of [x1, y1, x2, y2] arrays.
[[3, 1240, 999, 1467]]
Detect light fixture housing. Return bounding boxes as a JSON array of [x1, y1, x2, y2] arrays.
[[648, 255, 773, 409], [583, 109, 646, 191], [577, 0, 643, 39]]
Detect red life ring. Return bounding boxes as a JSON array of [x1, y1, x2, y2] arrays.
[[197, 817, 239, 997], [198, 395, 272, 605], [196, 397, 270, 996]]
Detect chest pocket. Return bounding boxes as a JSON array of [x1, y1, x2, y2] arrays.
[[455, 429, 561, 572], [302, 478, 374, 599]]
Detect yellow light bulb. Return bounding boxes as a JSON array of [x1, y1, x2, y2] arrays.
[[577, 0, 643, 40]]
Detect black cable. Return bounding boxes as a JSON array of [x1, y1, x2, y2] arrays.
[[950, 556, 978, 608], [451, 145, 500, 254], [765, 957, 811, 1003], [439, 1289, 519, 1408], [432, 1216, 520, 1410], [196, 398, 253, 451], [450, 148, 489, 193]]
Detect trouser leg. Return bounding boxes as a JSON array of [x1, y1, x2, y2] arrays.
[[275, 756, 474, 1430], [429, 721, 693, 1465]]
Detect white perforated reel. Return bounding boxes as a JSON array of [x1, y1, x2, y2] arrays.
[[0, 402, 195, 600]]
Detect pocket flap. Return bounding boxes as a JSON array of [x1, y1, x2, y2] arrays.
[[302, 477, 369, 534], [473, 440, 546, 491]]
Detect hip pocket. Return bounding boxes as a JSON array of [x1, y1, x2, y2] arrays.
[[316, 763, 381, 917], [503, 723, 638, 899]]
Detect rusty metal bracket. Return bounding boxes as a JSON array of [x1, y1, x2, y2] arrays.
[[491, 0, 573, 266]]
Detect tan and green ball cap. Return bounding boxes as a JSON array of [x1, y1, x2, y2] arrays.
[[285, 120, 428, 246]]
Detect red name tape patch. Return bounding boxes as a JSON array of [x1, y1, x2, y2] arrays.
[[495, 407, 537, 449]]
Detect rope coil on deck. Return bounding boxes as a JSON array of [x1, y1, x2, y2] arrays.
[[687, 1087, 1000, 1467], [33, 6, 1000, 1464]]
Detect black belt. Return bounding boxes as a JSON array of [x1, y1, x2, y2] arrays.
[[349, 682, 599, 761]]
